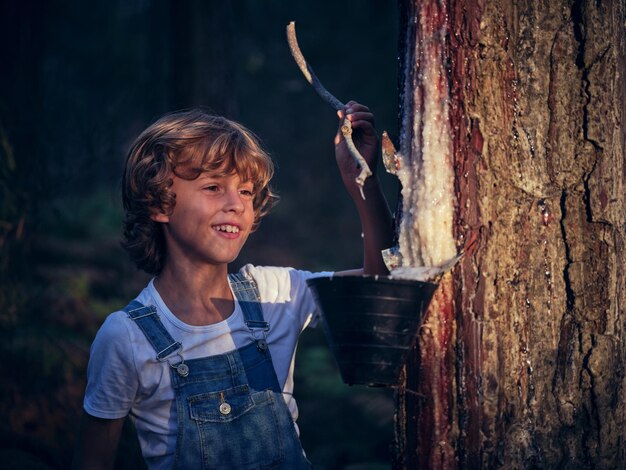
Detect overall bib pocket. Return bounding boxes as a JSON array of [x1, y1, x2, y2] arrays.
[[188, 385, 285, 469]]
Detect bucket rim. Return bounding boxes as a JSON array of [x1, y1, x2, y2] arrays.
[[306, 274, 437, 289]]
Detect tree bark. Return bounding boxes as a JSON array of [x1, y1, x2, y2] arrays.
[[394, 0, 626, 468]]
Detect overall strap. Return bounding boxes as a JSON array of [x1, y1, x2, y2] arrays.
[[229, 272, 270, 351], [124, 300, 188, 376]]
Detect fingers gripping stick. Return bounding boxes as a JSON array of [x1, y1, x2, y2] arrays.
[[286, 21, 373, 199]]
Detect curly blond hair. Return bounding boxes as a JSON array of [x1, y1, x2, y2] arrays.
[[122, 109, 278, 274]]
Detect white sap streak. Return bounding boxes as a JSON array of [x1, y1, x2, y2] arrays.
[[397, 15, 418, 268], [397, 3, 456, 269]]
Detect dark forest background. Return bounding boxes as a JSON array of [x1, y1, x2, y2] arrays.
[[0, 1, 400, 469]]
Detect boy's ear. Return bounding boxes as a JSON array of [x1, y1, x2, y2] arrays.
[[150, 211, 169, 223]]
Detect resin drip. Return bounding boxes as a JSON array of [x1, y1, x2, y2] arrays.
[[393, 2, 458, 468], [396, 0, 456, 270]]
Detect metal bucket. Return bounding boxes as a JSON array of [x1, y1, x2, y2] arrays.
[[306, 275, 437, 387]]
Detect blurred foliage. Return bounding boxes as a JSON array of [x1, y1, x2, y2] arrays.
[[296, 330, 395, 469], [0, 0, 399, 468], [0, 123, 24, 327], [39, 190, 124, 241]]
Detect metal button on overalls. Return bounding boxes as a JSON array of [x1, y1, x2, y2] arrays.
[[219, 402, 232, 415], [176, 363, 189, 377]]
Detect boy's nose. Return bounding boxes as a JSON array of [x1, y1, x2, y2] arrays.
[[223, 190, 245, 213]]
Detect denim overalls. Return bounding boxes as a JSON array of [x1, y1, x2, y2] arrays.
[[124, 273, 312, 469]]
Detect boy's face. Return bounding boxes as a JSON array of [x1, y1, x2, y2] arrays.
[[153, 170, 256, 268]]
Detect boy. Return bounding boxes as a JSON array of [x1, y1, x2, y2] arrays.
[[74, 101, 393, 469]]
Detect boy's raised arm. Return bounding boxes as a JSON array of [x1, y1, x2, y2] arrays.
[[73, 411, 126, 470], [334, 101, 394, 276]]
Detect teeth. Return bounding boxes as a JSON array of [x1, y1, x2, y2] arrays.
[[216, 225, 239, 233]]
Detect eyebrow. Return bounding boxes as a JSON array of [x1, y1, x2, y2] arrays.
[[195, 173, 254, 185]]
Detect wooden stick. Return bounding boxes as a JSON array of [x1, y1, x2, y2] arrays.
[[286, 21, 372, 199]]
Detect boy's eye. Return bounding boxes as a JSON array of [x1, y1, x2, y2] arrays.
[[203, 185, 220, 192], [239, 189, 254, 198]]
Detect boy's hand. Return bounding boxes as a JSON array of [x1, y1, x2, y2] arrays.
[[334, 101, 379, 195], [333, 101, 393, 275]]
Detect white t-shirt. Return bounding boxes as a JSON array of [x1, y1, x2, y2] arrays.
[[83, 264, 331, 469]]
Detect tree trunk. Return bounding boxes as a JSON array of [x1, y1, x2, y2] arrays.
[[394, 0, 626, 468]]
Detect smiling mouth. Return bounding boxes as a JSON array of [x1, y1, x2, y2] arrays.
[[213, 224, 240, 234]]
